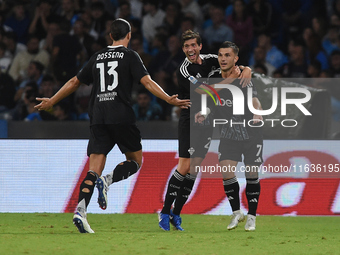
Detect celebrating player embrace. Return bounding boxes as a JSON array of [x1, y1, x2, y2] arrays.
[[35, 18, 190, 233], [158, 30, 252, 231]]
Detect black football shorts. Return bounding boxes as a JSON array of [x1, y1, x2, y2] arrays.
[[178, 115, 213, 158], [87, 124, 142, 156], [218, 136, 263, 166]]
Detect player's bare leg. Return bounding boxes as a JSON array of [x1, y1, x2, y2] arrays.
[[73, 153, 106, 233], [97, 150, 142, 210], [220, 160, 245, 230], [244, 165, 260, 231]]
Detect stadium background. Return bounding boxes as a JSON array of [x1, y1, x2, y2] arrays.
[[1, 124, 340, 216]]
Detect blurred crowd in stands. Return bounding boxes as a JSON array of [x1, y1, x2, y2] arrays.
[[0, 0, 339, 123]]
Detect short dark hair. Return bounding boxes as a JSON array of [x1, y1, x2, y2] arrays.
[[110, 18, 131, 41], [181, 29, 201, 46], [30, 61, 45, 73], [219, 41, 239, 55]]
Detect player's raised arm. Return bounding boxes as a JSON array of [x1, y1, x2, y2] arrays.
[[194, 66, 241, 95], [140, 75, 191, 109], [34, 76, 81, 111], [239, 65, 252, 87]]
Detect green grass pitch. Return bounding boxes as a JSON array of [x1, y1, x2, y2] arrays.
[[0, 213, 339, 255]]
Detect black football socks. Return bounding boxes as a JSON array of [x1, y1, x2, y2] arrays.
[[246, 178, 260, 216], [223, 176, 240, 212], [77, 170, 98, 215], [173, 173, 196, 215], [105, 160, 140, 185], [161, 170, 185, 214]]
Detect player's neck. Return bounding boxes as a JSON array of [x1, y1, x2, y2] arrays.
[[221, 68, 233, 78], [112, 39, 129, 48], [191, 56, 202, 65]]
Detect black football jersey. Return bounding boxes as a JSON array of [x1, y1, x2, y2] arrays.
[[176, 54, 219, 117], [77, 45, 149, 125], [208, 68, 262, 141]]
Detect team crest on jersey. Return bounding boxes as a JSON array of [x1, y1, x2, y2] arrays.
[[188, 147, 195, 155]]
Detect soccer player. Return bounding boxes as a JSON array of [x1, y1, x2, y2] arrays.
[[207, 41, 263, 231], [34, 18, 190, 233], [158, 30, 252, 231]]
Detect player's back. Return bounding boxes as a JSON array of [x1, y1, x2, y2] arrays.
[[77, 45, 149, 125]]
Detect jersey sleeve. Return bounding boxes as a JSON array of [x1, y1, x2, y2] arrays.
[[130, 50, 149, 82], [77, 54, 96, 85]]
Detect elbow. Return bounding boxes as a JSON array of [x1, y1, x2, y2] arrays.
[[70, 76, 81, 90], [143, 80, 153, 91]]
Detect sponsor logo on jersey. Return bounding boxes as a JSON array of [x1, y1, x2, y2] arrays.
[[188, 147, 195, 155]]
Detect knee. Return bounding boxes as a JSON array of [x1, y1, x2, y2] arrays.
[[178, 158, 190, 174]]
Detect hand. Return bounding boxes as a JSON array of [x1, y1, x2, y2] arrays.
[[239, 66, 252, 88], [34, 97, 53, 111], [252, 114, 263, 124], [195, 111, 206, 124], [167, 94, 191, 109], [229, 66, 241, 79]]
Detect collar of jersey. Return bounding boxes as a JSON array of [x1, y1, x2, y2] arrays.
[[108, 45, 124, 49]]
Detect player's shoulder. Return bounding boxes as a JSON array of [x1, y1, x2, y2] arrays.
[[177, 58, 192, 78], [123, 47, 138, 55], [201, 54, 218, 60], [125, 47, 144, 61], [208, 68, 221, 78]]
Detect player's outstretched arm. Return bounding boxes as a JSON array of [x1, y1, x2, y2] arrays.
[[210, 65, 251, 91], [193, 66, 241, 95], [140, 75, 191, 109], [34, 76, 81, 111]]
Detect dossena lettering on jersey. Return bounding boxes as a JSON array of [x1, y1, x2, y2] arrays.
[[96, 51, 124, 60]]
